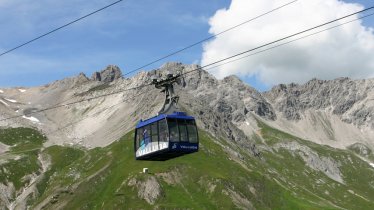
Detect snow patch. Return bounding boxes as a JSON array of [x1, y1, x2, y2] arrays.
[[245, 121, 249, 126], [370, 163, 374, 168], [355, 155, 374, 169], [22, 116, 40, 123], [0, 99, 9, 106], [347, 189, 370, 202], [0, 89, 3, 93], [18, 89, 26, 93], [4, 98, 17, 103], [0, 142, 9, 154]]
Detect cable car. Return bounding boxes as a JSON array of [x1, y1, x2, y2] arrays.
[[134, 72, 199, 160]]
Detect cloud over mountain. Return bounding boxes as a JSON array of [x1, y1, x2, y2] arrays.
[[201, 0, 374, 85]]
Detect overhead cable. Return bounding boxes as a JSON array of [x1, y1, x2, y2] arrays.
[[0, 0, 124, 57], [0, 82, 150, 122], [44, 89, 149, 136], [124, 0, 299, 76], [179, 5, 374, 77], [204, 12, 374, 72], [1, 5, 372, 122]]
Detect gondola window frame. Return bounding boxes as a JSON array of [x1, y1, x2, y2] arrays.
[[159, 118, 168, 142], [151, 122, 158, 143], [186, 119, 198, 143], [179, 119, 188, 142], [168, 118, 179, 142], [136, 127, 144, 151]]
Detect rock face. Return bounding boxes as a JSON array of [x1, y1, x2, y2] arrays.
[[0, 62, 372, 152], [0, 183, 15, 209], [128, 176, 162, 205], [74, 72, 90, 85], [265, 77, 374, 128], [263, 77, 374, 149], [91, 65, 123, 83], [274, 141, 344, 184]]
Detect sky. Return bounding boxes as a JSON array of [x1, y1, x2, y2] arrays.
[[0, 0, 373, 91]]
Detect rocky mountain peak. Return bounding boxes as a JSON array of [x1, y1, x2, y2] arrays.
[[222, 75, 243, 86], [76, 72, 89, 84], [334, 77, 350, 82], [269, 82, 299, 93], [160, 62, 183, 71], [265, 77, 374, 125], [91, 65, 123, 83]]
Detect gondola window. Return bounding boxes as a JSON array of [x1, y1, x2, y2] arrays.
[[168, 119, 179, 142]]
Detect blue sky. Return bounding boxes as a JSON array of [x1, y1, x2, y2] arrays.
[[0, 0, 373, 91], [344, 0, 374, 26]]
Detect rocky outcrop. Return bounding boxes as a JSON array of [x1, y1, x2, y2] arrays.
[[128, 175, 163, 205], [274, 141, 344, 184], [176, 66, 264, 155], [221, 75, 276, 121], [348, 143, 373, 161], [75, 72, 90, 84], [91, 65, 123, 83], [264, 77, 374, 128], [0, 183, 15, 209]]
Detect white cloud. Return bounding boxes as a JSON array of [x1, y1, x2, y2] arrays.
[[201, 0, 374, 85]]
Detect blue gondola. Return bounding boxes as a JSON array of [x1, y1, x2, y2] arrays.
[[134, 72, 199, 160]]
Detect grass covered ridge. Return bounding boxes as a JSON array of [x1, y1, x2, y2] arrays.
[[1, 124, 373, 209], [32, 130, 325, 210], [0, 127, 46, 192]]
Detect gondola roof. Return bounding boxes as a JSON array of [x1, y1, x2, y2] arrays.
[[135, 112, 194, 128]]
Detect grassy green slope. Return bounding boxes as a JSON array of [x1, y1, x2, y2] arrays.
[[0, 128, 46, 191], [1, 123, 374, 210], [256, 120, 374, 209], [34, 131, 316, 210]]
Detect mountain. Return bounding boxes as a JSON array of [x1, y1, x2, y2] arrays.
[[264, 77, 374, 149], [0, 63, 373, 209]]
